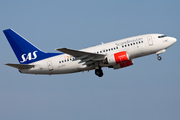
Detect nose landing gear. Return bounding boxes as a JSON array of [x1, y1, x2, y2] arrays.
[[156, 49, 166, 61], [157, 54, 162, 61]]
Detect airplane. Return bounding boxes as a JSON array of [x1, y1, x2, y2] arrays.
[[3, 29, 177, 77]]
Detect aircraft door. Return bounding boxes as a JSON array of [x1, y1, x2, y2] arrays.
[[47, 61, 53, 71], [147, 36, 153, 46]]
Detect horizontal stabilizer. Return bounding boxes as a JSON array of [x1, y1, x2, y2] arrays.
[[5, 63, 34, 69]]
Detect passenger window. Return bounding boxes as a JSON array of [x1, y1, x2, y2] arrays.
[[141, 41, 143, 43], [103, 50, 105, 52], [97, 52, 99, 54], [128, 44, 130, 46], [125, 45, 127, 47], [100, 51, 102, 53], [114, 47, 116, 50], [67, 59, 69, 61], [131, 43, 132, 46], [133, 43, 135, 45], [59, 61, 61, 63], [122, 46, 124, 48], [109, 49, 110, 51], [116, 47, 118, 49], [111, 48, 113, 50], [136, 42, 138, 44], [106, 49, 108, 52], [62, 60, 64, 63], [139, 41, 141, 44]]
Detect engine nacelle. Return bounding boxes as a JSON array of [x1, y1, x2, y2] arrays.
[[112, 60, 133, 69], [105, 51, 130, 65], [104, 51, 133, 69]]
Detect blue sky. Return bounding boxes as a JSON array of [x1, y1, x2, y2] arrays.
[[0, 0, 180, 120]]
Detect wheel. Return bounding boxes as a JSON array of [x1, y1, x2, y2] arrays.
[[95, 69, 103, 77], [157, 56, 162, 61]]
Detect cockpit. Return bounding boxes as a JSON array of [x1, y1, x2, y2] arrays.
[[158, 35, 166, 38]]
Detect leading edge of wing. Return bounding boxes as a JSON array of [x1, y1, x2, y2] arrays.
[[56, 48, 105, 61]]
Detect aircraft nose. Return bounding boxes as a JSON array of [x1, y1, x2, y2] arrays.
[[172, 38, 177, 44], [165, 37, 177, 48], [171, 37, 177, 44]]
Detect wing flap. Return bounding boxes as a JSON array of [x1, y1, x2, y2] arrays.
[[5, 63, 34, 69], [78, 56, 94, 63], [73, 55, 88, 61]]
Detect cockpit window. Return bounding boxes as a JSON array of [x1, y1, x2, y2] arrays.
[[158, 35, 166, 38]]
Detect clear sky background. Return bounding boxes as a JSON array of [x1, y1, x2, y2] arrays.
[[0, 0, 180, 120]]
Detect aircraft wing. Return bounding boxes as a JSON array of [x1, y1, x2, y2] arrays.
[[5, 63, 34, 69], [56, 48, 106, 65]]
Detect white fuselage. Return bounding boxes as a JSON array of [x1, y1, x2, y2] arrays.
[[20, 34, 176, 75]]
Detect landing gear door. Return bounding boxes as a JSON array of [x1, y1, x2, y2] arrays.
[[47, 61, 53, 71], [147, 36, 153, 46]]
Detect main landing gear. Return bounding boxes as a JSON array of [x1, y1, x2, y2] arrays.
[[95, 68, 103, 77], [157, 54, 162, 61], [94, 62, 103, 77]]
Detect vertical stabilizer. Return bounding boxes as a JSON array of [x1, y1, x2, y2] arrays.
[[3, 29, 62, 64]]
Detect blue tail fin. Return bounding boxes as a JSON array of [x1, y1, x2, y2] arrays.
[[3, 29, 62, 64]]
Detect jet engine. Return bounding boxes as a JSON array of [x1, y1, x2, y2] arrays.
[[103, 51, 133, 69]]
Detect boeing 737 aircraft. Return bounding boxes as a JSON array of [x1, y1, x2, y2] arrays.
[[3, 29, 177, 77]]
